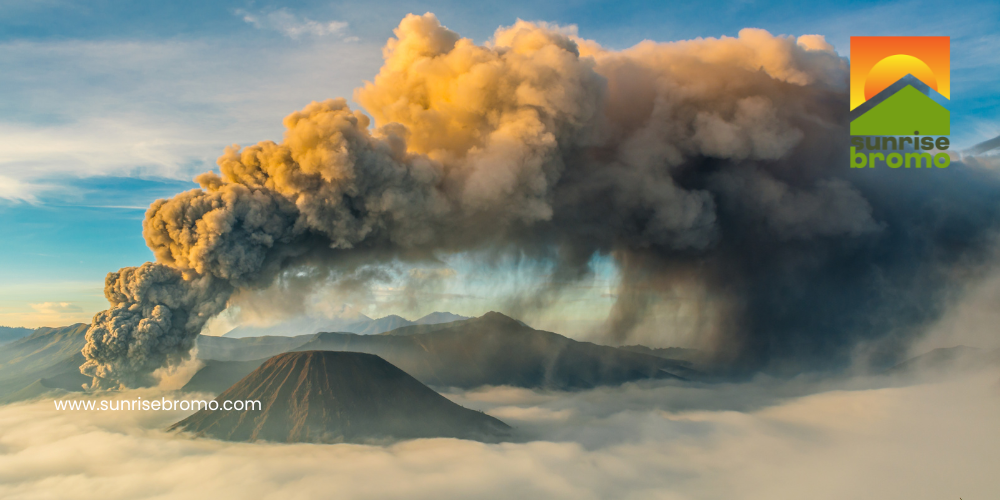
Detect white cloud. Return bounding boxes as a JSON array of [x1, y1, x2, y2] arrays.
[[236, 9, 349, 39], [0, 369, 997, 499], [0, 175, 43, 202], [28, 302, 83, 315], [0, 37, 382, 198], [0, 281, 104, 329], [489, 405, 575, 422]]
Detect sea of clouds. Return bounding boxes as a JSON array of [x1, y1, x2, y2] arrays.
[[1, 366, 997, 500]]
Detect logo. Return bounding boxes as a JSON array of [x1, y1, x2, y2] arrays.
[[850, 36, 949, 135], [849, 36, 952, 169]]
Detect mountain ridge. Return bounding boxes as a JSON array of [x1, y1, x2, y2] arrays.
[[222, 311, 470, 338], [187, 312, 695, 394], [849, 74, 948, 121], [0, 324, 91, 401], [0, 326, 35, 345], [851, 84, 949, 136]]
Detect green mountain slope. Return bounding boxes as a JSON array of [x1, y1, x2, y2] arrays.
[[850, 84, 949, 136]]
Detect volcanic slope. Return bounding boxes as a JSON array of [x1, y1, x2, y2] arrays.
[[0, 324, 91, 402], [170, 351, 510, 443]]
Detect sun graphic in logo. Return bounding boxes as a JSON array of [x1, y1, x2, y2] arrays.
[[864, 54, 938, 101], [850, 36, 949, 110]]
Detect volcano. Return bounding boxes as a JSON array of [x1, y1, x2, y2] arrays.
[[170, 350, 510, 443]]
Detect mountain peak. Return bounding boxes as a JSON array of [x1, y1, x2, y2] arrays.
[[476, 311, 525, 327], [170, 350, 510, 443], [851, 83, 949, 136], [414, 312, 470, 325], [850, 74, 950, 136]]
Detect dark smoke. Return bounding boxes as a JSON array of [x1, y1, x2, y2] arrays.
[[81, 14, 1000, 387]]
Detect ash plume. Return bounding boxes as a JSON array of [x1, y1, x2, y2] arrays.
[[82, 13, 1000, 387]]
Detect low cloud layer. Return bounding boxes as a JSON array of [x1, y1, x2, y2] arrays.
[[1, 370, 997, 499]]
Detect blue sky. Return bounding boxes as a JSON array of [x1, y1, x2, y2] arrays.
[[1, 0, 998, 328]]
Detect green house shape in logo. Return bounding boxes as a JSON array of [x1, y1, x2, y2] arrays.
[[850, 83, 950, 136]]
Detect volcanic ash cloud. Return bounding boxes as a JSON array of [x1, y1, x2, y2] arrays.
[[81, 13, 1000, 388]]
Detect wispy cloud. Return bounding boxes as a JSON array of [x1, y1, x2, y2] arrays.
[[28, 302, 83, 315], [0, 281, 104, 328], [0, 175, 43, 202], [236, 8, 349, 39], [0, 37, 380, 198]]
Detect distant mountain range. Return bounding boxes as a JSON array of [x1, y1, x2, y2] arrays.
[[4, 314, 996, 410], [0, 312, 701, 405], [0, 324, 90, 403], [0, 326, 35, 345], [170, 350, 510, 444], [189, 312, 697, 394], [618, 345, 701, 363], [221, 311, 470, 338]]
